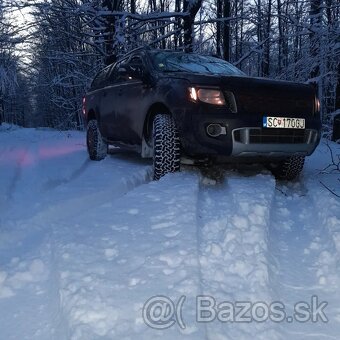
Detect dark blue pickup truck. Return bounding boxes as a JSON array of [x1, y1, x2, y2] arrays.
[[83, 48, 321, 180]]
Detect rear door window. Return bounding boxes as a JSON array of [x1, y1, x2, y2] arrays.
[[106, 58, 129, 84], [91, 66, 112, 89]]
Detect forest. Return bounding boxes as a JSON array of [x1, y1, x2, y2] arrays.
[[0, 0, 339, 133]]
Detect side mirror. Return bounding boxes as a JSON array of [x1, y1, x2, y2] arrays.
[[118, 63, 152, 85], [118, 66, 128, 76], [127, 64, 144, 79]]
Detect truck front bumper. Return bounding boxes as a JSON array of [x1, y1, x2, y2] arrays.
[[173, 107, 321, 160]]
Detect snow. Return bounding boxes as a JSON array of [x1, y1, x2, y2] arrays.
[[0, 123, 339, 339]]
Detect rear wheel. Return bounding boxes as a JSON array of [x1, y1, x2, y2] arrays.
[[152, 114, 180, 180], [269, 156, 305, 180], [86, 119, 107, 161]]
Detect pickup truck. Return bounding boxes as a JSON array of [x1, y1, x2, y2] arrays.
[[83, 48, 321, 180]]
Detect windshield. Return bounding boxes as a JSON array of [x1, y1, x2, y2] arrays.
[[151, 51, 245, 76]]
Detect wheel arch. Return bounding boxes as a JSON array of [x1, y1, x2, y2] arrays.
[[87, 110, 97, 124], [143, 103, 172, 142]]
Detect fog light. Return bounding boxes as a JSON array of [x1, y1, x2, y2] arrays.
[[206, 124, 226, 137]]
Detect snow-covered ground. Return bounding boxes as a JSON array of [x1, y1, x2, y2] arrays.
[[0, 123, 339, 340]]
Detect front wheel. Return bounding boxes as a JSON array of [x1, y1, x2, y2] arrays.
[[269, 156, 305, 180], [86, 119, 107, 161], [152, 114, 180, 180]]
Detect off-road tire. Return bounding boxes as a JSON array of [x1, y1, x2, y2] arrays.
[[153, 114, 180, 180], [270, 156, 305, 180], [87, 119, 107, 161]]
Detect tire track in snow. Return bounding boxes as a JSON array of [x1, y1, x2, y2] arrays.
[[0, 166, 154, 340], [0, 154, 153, 339], [51, 172, 207, 340], [268, 179, 340, 340], [0, 164, 153, 282], [41, 159, 91, 192], [0, 230, 70, 340], [1, 129, 156, 339], [0, 145, 30, 245], [0, 146, 28, 211], [30, 165, 153, 224], [196, 173, 279, 340]]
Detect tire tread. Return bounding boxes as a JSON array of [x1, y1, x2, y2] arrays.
[[153, 114, 180, 180], [87, 120, 107, 161]]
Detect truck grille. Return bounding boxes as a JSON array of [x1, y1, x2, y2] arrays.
[[233, 128, 317, 144]]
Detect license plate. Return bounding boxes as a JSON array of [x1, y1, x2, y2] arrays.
[[263, 117, 305, 129]]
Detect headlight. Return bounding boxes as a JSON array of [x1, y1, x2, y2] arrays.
[[315, 97, 320, 113], [188, 87, 198, 101], [188, 87, 237, 112], [198, 89, 225, 105], [188, 87, 225, 106]]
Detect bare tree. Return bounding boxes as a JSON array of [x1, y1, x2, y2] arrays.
[[183, 0, 202, 52]]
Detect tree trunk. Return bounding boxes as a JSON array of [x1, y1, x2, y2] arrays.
[[183, 0, 202, 52], [261, 0, 271, 77], [277, 0, 283, 72], [222, 0, 231, 61], [102, 0, 123, 65], [309, 0, 322, 79], [216, 0, 222, 57], [257, 0, 262, 76], [174, 0, 181, 49]]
